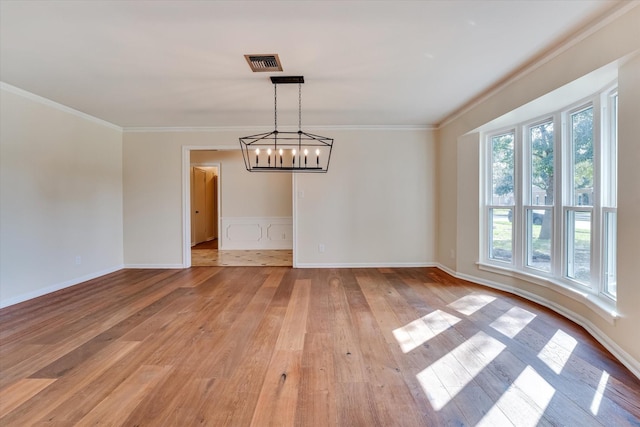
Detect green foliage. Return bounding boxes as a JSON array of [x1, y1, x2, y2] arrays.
[[491, 133, 514, 197], [530, 121, 554, 201], [491, 107, 594, 206], [572, 107, 594, 190]]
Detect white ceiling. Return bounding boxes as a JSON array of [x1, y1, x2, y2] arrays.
[[0, 1, 620, 129]]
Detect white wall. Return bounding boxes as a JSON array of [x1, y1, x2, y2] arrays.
[[437, 6, 640, 374], [123, 131, 295, 265], [295, 128, 436, 267], [0, 84, 123, 307], [122, 128, 436, 267], [191, 149, 292, 217], [191, 149, 292, 250]]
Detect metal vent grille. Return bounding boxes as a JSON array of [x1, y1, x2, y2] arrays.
[[244, 54, 283, 72]]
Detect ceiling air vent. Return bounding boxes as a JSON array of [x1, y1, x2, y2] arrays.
[[244, 54, 283, 72]]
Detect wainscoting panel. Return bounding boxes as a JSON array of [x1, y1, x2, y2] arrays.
[[221, 217, 293, 250]]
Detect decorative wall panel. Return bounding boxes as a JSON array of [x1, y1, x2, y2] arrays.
[[221, 217, 293, 249]]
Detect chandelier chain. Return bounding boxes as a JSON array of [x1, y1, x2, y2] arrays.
[[298, 83, 302, 131], [274, 83, 278, 130]]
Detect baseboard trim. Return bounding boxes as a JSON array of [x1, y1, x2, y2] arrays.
[[124, 264, 185, 269], [294, 262, 437, 269], [0, 265, 124, 309], [434, 263, 640, 380]]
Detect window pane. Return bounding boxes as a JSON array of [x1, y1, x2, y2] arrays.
[[490, 208, 512, 263], [604, 212, 617, 297], [526, 208, 552, 272], [491, 133, 514, 205], [571, 107, 594, 206], [529, 121, 554, 206], [566, 210, 591, 284]]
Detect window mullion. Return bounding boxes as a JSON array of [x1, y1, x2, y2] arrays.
[[591, 96, 604, 292], [514, 125, 524, 270], [555, 112, 566, 280]]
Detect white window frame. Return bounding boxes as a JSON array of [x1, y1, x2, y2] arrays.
[[522, 116, 557, 277], [485, 128, 517, 265], [480, 84, 618, 317]]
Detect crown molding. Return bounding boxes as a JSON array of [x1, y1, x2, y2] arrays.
[[123, 124, 435, 133], [0, 82, 122, 131], [437, 1, 639, 130]]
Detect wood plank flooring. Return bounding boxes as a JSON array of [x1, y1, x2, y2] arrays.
[[1, 267, 639, 426]]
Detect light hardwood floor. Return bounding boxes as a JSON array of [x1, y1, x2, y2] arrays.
[[0, 267, 638, 426]]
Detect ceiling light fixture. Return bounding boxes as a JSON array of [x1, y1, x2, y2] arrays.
[[239, 76, 334, 173]]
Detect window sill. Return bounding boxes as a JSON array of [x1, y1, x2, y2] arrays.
[[476, 261, 618, 325]]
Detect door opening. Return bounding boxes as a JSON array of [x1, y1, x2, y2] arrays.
[[184, 147, 294, 268]]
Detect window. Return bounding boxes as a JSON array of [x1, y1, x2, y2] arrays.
[[526, 120, 554, 272], [488, 132, 514, 263], [566, 106, 594, 285], [483, 85, 617, 304]]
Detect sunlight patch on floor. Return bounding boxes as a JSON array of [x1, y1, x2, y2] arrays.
[[489, 306, 537, 338], [416, 331, 505, 410], [392, 310, 461, 353], [477, 366, 555, 427], [537, 329, 578, 374], [448, 293, 496, 316], [590, 370, 610, 415]]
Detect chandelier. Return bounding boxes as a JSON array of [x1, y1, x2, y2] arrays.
[[239, 76, 334, 173]]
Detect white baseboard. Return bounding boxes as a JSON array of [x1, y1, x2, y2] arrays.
[[294, 262, 437, 268], [434, 263, 640, 380], [0, 265, 124, 309], [124, 264, 185, 269]]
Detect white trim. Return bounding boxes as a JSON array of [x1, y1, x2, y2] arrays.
[[0, 265, 124, 309], [182, 146, 192, 268], [438, 1, 639, 129], [434, 263, 639, 380], [124, 124, 435, 133], [0, 82, 122, 131], [183, 145, 229, 266], [435, 263, 457, 277], [124, 264, 184, 269], [295, 262, 436, 269], [477, 261, 618, 324]]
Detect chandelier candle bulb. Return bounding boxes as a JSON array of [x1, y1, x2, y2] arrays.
[[238, 76, 333, 172]]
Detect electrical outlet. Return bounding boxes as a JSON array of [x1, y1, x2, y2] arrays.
[[75, 255, 82, 265], [318, 243, 325, 253]]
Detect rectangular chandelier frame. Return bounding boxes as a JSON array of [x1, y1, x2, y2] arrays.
[[239, 76, 334, 173]]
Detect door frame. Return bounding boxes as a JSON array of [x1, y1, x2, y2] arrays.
[[191, 162, 221, 247], [182, 145, 233, 268], [181, 145, 298, 268]]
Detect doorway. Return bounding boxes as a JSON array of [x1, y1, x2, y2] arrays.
[[185, 147, 294, 267], [191, 165, 218, 247]]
